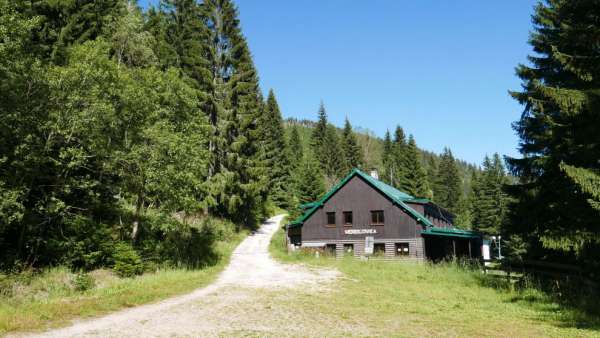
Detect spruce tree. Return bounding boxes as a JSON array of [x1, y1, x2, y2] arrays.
[[381, 130, 394, 184], [506, 0, 600, 259], [261, 89, 291, 208], [392, 125, 409, 189], [198, 0, 267, 227], [435, 148, 462, 214], [322, 124, 346, 179], [425, 156, 438, 200], [310, 102, 345, 179], [470, 154, 508, 235], [287, 124, 303, 168], [341, 118, 364, 172], [295, 153, 326, 205], [403, 135, 429, 197], [12, 0, 125, 63], [311, 101, 329, 164]]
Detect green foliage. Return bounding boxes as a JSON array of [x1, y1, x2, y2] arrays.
[[341, 118, 364, 172], [112, 243, 143, 278], [72, 272, 95, 292], [261, 90, 293, 208], [0, 0, 263, 271], [310, 102, 346, 180], [434, 148, 463, 213], [403, 135, 429, 197], [470, 154, 509, 235], [506, 0, 600, 269], [295, 153, 326, 205], [287, 125, 303, 170], [381, 130, 394, 184]]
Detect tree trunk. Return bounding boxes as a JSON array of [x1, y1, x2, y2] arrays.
[[131, 191, 144, 242]]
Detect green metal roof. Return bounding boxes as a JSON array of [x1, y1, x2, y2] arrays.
[[421, 227, 481, 239], [288, 169, 435, 228], [299, 202, 318, 210]]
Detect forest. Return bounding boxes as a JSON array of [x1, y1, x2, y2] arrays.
[[0, 0, 599, 284]]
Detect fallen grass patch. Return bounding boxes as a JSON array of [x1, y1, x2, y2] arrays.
[[269, 226, 600, 337], [0, 231, 247, 335]]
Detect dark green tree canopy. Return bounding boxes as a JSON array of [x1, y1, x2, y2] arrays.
[[341, 117, 364, 172], [435, 148, 462, 214], [506, 0, 600, 259]]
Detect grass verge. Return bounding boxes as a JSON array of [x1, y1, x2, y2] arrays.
[[269, 226, 600, 337], [0, 231, 247, 335]]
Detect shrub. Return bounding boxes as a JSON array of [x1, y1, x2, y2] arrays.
[[112, 243, 143, 278], [72, 272, 95, 292]]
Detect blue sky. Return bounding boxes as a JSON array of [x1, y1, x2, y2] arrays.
[[140, 0, 537, 164]]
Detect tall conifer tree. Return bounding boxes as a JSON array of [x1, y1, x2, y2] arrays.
[[287, 124, 303, 170], [403, 135, 429, 197], [471, 154, 508, 235], [392, 125, 409, 189], [435, 148, 462, 213], [295, 153, 325, 205], [341, 118, 364, 172], [195, 0, 267, 227], [507, 0, 600, 260], [261, 89, 291, 208], [381, 130, 394, 184], [310, 102, 345, 179]]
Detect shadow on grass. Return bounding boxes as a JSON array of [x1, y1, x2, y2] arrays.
[[475, 270, 600, 331]]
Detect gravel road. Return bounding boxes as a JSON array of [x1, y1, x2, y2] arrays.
[[24, 214, 337, 338]]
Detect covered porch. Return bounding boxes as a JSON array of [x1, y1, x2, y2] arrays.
[[422, 227, 482, 261]]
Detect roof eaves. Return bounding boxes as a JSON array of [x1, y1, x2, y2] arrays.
[[421, 227, 481, 239], [286, 168, 435, 229]]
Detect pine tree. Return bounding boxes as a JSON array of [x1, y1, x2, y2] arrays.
[[392, 125, 409, 189], [381, 130, 394, 184], [506, 0, 600, 258], [435, 148, 462, 214], [295, 153, 326, 205], [12, 0, 125, 64], [144, 6, 179, 69], [261, 89, 291, 208], [287, 124, 303, 171], [403, 135, 429, 197], [310, 102, 345, 179], [471, 154, 508, 235], [198, 0, 267, 227], [341, 118, 364, 172], [311, 101, 328, 154], [425, 156, 438, 200], [322, 124, 346, 179]]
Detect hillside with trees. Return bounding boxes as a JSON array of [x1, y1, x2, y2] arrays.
[[283, 112, 486, 224], [1, 0, 598, 309], [0, 0, 282, 273]]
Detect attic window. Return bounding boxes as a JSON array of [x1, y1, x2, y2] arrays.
[[371, 210, 384, 225], [326, 212, 336, 227]]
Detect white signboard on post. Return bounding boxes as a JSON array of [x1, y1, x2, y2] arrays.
[[364, 236, 374, 255]]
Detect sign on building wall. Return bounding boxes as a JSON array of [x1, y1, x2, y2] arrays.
[[344, 229, 377, 235], [364, 236, 374, 255]]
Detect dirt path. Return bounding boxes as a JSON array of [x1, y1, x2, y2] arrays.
[[27, 215, 338, 338]]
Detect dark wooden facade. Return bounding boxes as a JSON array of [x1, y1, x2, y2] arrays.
[[288, 170, 481, 260], [302, 176, 422, 241]]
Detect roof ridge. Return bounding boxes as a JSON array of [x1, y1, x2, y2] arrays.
[[288, 168, 434, 228]]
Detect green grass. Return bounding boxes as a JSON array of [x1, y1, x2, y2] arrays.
[[269, 226, 600, 337], [0, 231, 247, 335]]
